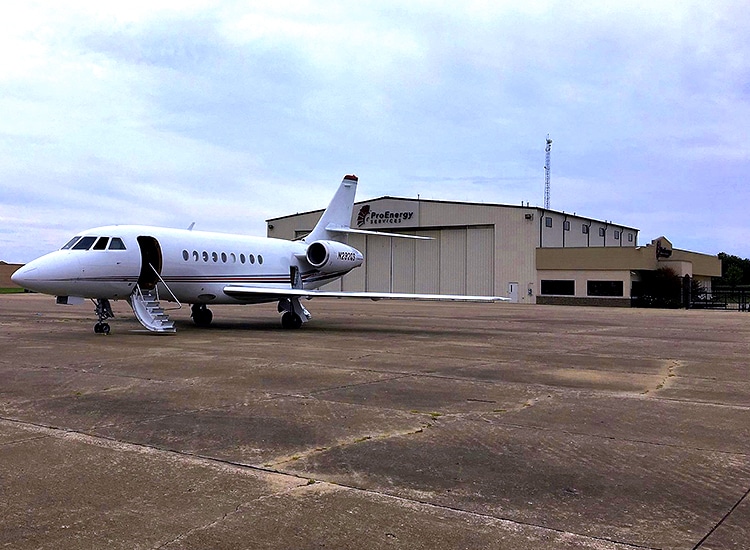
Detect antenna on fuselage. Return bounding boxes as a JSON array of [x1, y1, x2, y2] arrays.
[[187, 222, 196, 231]]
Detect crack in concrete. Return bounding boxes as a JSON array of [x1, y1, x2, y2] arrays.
[[0, 413, 679, 549], [306, 373, 415, 396], [692, 483, 750, 549], [267, 423, 431, 468], [155, 483, 308, 549], [644, 359, 682, 395]]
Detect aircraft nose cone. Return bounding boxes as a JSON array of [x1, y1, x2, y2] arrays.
[[11, 264, 36, 288]]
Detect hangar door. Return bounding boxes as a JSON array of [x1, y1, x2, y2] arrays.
[[335, 225, 494, 295]]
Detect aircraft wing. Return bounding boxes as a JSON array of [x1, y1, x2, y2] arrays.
[[223, 285, 510, 302]]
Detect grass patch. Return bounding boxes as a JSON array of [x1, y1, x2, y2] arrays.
[[0, 288, 25, 294]]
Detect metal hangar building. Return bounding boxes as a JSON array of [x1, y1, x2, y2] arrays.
[[267, 196, 720, 306]]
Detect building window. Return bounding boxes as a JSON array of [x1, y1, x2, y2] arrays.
[[628, 233, 634, 242], [563, 220, 570, 231], [599, 227, 605, 237], [587, 280, 623, 297], [614, 230, 621, 240], [545, 217, 553, 228], [541, 280, 575, 296], [582, 225, 589, 234]]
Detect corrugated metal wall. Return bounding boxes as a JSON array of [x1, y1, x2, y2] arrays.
[[439, 229, 467, 294], [334, 225, 494, 295], [467, 226, 495, 295]]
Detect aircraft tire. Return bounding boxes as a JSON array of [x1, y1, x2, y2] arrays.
[[281, 311, 302, 329], [191, 305, 213, 327]]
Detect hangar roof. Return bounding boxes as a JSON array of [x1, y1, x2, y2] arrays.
[[268, 195, 639, 232]]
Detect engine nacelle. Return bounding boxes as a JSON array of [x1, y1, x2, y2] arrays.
[[306, 240, 364, 273]]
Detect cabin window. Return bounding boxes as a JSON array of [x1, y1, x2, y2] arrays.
[[182, 250, 189, 261], [221, 252, 227, 263], [61, 236, 81, 250], [211, 252, 218, 262], [258, 255, 264, 265], [72, 236, 97, 250], [109, 238, 127, 250], [192, 250, 199, 261], [230, 252, 236, 263], [249, 254, 255, 264], [240, 254, 246, 264], [202, 251, 209, 262]]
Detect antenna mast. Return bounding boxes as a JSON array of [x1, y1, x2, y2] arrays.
[[544, 134, 552, 209]]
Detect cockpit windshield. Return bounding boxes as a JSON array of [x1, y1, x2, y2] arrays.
[[61, 236, 81, 250], [60, 236, 127, 251], [109, 238, 126, 250], [72, 236, 97, 250]]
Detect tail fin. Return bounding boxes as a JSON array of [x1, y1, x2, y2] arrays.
[[304, 174, 358, 243]]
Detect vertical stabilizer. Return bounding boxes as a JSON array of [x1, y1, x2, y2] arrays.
[[304, 175, 358, 243]]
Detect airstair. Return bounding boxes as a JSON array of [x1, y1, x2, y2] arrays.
[[129, 286, 176, 333]]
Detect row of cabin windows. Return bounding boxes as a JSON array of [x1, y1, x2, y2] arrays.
[[540, 279, 624, 297], [545, 218, 634, 242], [61, 236, 127, 251], [182, 250, 264, 265]]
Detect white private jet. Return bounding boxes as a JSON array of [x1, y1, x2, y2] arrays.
[[12, 175, 507, 334]]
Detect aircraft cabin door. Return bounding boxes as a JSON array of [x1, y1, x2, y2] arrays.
[[508, 282, 519, 303], [137, 236, 163, 290]]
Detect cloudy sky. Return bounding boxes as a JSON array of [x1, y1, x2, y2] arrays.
[[1, 0, 748, 263]]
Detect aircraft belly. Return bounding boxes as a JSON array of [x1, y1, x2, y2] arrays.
[[164, 281, 256, 305]]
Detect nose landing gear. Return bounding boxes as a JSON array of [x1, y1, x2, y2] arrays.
[[191, 303, 213, 327], [93, 299, 114, 335]]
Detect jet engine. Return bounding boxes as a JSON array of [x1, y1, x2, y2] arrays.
[[306, 240, 364, 273]]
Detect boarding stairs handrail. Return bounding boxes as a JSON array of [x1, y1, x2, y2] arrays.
[[145, 263, 182, 311]]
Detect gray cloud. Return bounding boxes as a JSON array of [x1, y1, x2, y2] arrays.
[[1, 1, 748, 261]]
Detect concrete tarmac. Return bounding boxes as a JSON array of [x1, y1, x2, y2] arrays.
[[1, 294, 749, 549]]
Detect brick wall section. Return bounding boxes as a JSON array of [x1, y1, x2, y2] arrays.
[[536, 296, 631, 307]]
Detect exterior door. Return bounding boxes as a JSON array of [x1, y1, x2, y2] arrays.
[[508, 282, 519, 303], [137, 236, 162, 290]]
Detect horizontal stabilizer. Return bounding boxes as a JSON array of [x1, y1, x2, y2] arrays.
[[325, 224, 433, 240], [224, 285, 509, 303]]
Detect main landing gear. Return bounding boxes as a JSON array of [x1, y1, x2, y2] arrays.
[[191, 304, 213, 327], [281, 311, 303, 330], [93, 298, 114, 335], [278, 297, 310, 329]]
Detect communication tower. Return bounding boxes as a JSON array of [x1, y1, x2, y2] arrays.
[[544, 134, 552, 209]]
